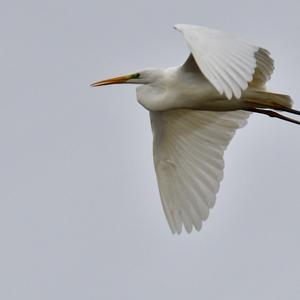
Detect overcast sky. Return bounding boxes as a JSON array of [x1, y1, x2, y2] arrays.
[[1, 1, 300, 299]]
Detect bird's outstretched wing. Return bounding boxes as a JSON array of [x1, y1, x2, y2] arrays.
[[175, 24, 274, 99], [151, 109, 250, 234]]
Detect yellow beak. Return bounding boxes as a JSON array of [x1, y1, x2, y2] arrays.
[[90, 74, 133, 87]]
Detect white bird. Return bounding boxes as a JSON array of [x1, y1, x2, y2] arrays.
[[91, 24, 300, 234]]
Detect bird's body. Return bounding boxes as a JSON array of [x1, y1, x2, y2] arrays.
[[91, 24, 299, 234], [136, 65, 279, 112], [136, 66, 220, 111]]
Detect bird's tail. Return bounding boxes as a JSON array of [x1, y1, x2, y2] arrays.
[[244, 90, 293, 109], [243, 90, 300, 125]]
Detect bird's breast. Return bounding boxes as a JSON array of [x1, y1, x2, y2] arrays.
[[136, 84, 169, 111]]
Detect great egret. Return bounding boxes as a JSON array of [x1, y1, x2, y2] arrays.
[[91, 24, 299, 234]]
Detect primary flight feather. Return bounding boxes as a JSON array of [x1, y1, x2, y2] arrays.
[[91, 24, 299, 234]]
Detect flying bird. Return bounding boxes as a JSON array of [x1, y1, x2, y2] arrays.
[[91, 24, 300, 234]]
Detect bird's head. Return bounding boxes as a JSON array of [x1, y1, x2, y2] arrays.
[[90, 69, 164, 87]]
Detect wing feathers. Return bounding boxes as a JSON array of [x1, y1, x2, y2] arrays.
[[151, 109, 250, 233], [176, 24, 274, 97]]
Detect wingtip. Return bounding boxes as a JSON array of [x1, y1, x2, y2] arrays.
[[173, 24, 181, 31], [173, 23, 188, 32], [174, 24, 208, 32]]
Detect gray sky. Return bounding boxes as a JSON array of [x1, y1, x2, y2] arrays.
[[1, 0, 300, 299]]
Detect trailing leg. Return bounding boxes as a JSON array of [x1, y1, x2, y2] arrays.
[[244, 108, 300, 126]]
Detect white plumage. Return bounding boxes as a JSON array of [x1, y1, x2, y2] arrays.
[[91, 24, 297, 234], [175, 24, 260, 99], [151, 110, 250, 233]]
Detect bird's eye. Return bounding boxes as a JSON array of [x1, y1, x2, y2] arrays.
[[132, 73, 140, 79]]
